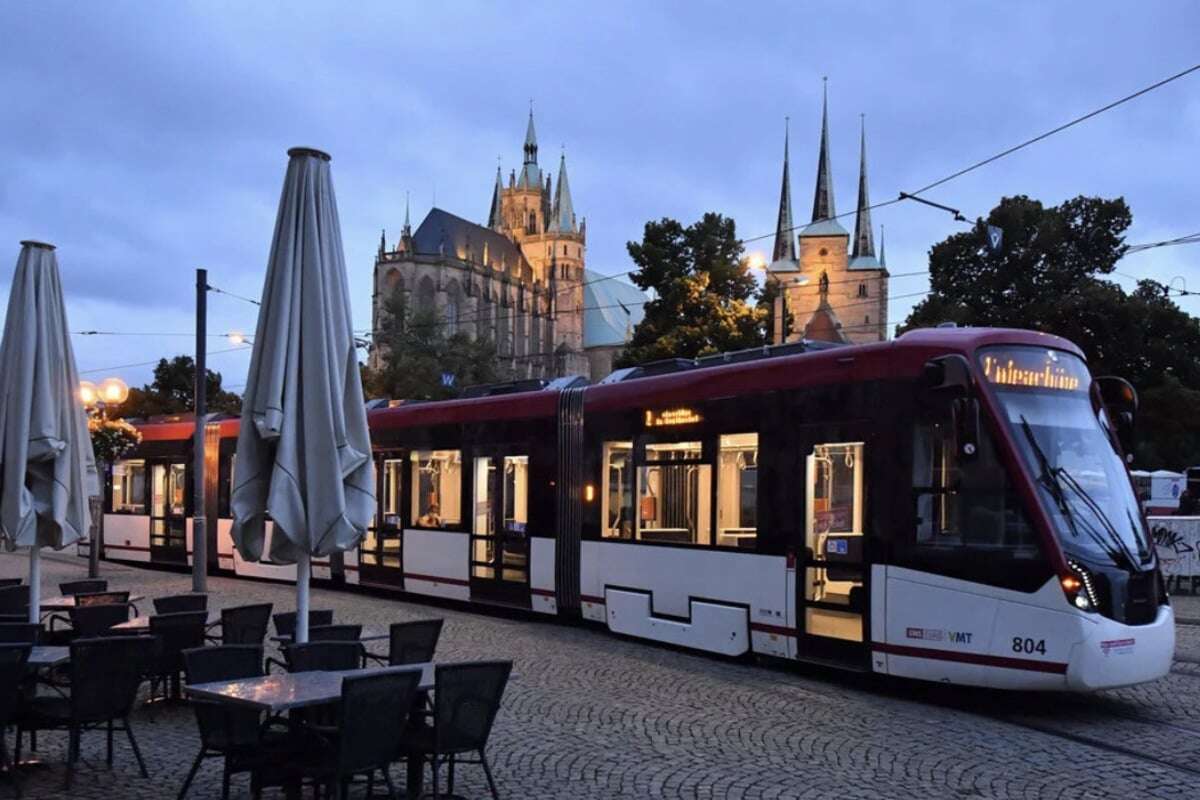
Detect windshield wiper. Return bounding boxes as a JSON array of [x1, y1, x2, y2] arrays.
[[1018, 416, 1128, 567], [1053, 467, 1145, 568]]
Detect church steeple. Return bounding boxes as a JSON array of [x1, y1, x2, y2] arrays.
[[487, 163, 503, 230], [550, 151, 577, 234], [772, 118, 796, 263], [811, 80, 835, 223], [518, 109, 541, 188], [401, 191, 412, 239], [879, 225, 887, 268], [851, 115, 876, 261]]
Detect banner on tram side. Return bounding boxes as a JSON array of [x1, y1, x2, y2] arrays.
[[1149, 516, 1200, 595]]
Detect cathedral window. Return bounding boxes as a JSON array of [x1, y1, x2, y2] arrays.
[[864, 315, 871, 325], [563, 244, 568, 256], [857, 282, 868, 298], [819, 248, 828, 257], [528, 212, 537, 233]]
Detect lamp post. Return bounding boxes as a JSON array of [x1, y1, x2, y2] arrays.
[[80, 376, 129, 578]]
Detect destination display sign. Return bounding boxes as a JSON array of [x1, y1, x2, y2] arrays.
[[979, 349, 1085, 392], [643, 407, 702, 427]]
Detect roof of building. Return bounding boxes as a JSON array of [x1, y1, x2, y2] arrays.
[[799, 218, 849, 237], [549, 154, 577, 234], [412, 207, 529, 274], [583, 269, 647, 348], [848, 254, 882, 271], [767, 257, 800, 273], [772, 120, 796, 263]]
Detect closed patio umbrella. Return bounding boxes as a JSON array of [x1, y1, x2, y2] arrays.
[[0, 241, 97, 623], [231, 148, 374, 643]]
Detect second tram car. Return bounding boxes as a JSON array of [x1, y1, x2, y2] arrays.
[[97, 327, 1174, 691]]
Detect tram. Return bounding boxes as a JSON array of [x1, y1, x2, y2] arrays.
[[94, 327, 1174, 691]]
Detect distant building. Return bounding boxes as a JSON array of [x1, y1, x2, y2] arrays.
[[370, 112, 646, 382], [767, 86, 889, 345]]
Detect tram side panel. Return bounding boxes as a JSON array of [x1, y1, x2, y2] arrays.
[[530, 536, 556, 615], [103, 513, 152, 563], [403, 528, 470, 602]]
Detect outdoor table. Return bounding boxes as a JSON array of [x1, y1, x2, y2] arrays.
[[269, 631, 389, 645], [27, 646, 68, 668], [112, 610, 220, 632], [39, 594, 145, 612], [186, 664, 435, 796]]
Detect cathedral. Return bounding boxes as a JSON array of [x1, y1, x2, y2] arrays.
[[768, 87, 889, 345], [370, 112, 646, 383]]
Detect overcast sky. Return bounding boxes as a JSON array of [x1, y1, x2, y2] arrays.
[[2, 2, 1197, 389]]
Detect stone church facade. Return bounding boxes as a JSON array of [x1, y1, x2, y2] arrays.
[[768, 88, 889, 345], [371, 112, 645, 382]]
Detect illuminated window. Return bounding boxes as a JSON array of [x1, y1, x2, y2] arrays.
[[805, 442, 865, 642], [602, 442, 634, 539], [111, 459, 146, 514], [637, 441, 711, 546], [411, 450, 462, 528], [716, 434, 758, 547], [381, 459, 402, 528]]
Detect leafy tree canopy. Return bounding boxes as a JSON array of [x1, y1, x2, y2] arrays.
[[120, 355, 242, 419], [363, 287, 510, 401], [616, 213, 772, 367], [903, 194, 1200, 469]]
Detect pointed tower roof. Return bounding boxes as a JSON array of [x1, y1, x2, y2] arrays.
[[771, 117, 797, 263], [849, 116, 880, 270], [518, 109, 541, 189], [879, 225, 887, 269], [402, 192, 412, 238], [487, 164, 503, 230], [801, 80, 847, 238], [549, 152, 577, 234]]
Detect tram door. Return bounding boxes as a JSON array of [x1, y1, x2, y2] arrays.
[[793, 425, 871, 666], [469, 452, 531, 606], [149, 462, 189, 565], [359, 454, 405, 588]]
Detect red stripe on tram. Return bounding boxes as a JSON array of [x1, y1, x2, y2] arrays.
[[873, 642, 1068, 674], [402, 572, 470, 587], [529, 587, 555, 597]]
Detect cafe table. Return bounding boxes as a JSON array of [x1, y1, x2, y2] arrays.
[[186, 664, 435, 796], [268, 630, 390, 645], [39, 594, 145, 612], [112, 610, 220, 632], [27, 646, 69, 669]]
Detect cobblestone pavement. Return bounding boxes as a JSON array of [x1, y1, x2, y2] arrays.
[[5, 551, 1200, 799]]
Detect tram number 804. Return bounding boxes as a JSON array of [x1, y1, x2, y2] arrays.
[[1012, 637, 1047, 655]]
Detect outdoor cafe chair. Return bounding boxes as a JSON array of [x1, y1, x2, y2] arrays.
[[75, 591, 130, 607], [402, 661, 513, 800], [0, 587, 29, 617], [271, 609, 333, 639], [366, 619, 444, 667], [218, 604, 273, 645], [153, 594, 208, 615], [59, 580, 107, 596], [0, 644, 31, 795], [0, 623, 40, 645], [271, 641, 362, 674], [56, 603, 134, 639], [180, 645, 284, 800], [280, 669, 422, 800], [147, 612, 209, 703], [0, 579, 22, 589], [15, 636, 153, 789], [308, 624, 363, 642]]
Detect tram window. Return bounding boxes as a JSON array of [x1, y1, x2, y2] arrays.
[[473, 457, 495, 578], [602, 441, 634, 539], [637, 441, 711, 546], [411, 450, 462, 528], [381, 459, 402, 528], [804, 442, 865, 642], [111, 459, 147, 514], [912, 420, 1037, 552], [717, 434, 758, 547], [503, 456, 529, 533]]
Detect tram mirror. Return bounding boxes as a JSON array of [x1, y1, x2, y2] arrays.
[[1095, 376, 1137, 456], [920, 355, 972, 395], [951, 397, 981, 461]]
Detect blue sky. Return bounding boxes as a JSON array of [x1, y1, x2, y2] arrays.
[[2, 2, 1198, 389]]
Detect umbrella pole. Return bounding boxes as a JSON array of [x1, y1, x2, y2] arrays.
[[28, 545, 40, 624], [296, 552, 311, 643]]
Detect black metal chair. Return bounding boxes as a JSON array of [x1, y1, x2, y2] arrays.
[[180, 645, 279, 800], [56, 603, 133, 641], [0, 644, 31, 795], [0, 587, 29, 617], [15, 636, 153, 789], [0, 579, 22, 589], [271, 609, 333, 639], [279, 642, 362, 673], [147, 612, 209, 702], [308, 624, 362, 642], [368, 619, 444, 667], [403, 661, 513, 800], [284, 669, 422, 800], [59, 580, 107, 596], [75, 591, 130, 607], [153, 594, 207, 615], [0, 623, 40, 644], [0, 616, 26, 625], [219, 604, 272, 645]]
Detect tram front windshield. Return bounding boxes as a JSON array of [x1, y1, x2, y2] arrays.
[[979, 346, 1153, 570]]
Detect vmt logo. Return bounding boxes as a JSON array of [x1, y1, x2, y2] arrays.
[[906, 627, 973, 644]]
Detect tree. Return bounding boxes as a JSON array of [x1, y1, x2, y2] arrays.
[[363, 286, 509, 401], [616, 213, 770, 366], [902, 194, 1200, 469], [120, 355, 243, 419]]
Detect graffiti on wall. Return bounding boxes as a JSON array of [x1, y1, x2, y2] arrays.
[[1150, 516, 1200, 595]]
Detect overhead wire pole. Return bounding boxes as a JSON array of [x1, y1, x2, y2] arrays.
[[193, 268, 208, 593]]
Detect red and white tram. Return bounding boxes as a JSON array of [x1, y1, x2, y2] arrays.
[[94, 327, 1174, 691]]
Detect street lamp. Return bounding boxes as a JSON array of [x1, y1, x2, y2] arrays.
[[79, 375, 128, 578]]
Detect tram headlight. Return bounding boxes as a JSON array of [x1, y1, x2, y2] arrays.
[[1062, 560, 1100, 613]]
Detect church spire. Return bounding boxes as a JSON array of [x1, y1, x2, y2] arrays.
[[487, 163, 503, 230], [852, 115, 875, 259], [402, 191, 412, 239], [550, 151, 577, 234], [772, 117, 796, 263], [811, 78, 835, 223], [879, 225, 887, 268], [518, 107, 542, 189]]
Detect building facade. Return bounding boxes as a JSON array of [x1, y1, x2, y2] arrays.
[[768, 88, 889, 345], [370, 112, 645, 383]]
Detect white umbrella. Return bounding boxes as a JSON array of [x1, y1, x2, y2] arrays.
[[231, 148, 374, 643], [0, 241, 97, 623]]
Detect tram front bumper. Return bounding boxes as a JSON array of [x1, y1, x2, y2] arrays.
[[1066, 604, 1175, 691]]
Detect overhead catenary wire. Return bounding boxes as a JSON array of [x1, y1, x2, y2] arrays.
[[77, 345, 252, 376]]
